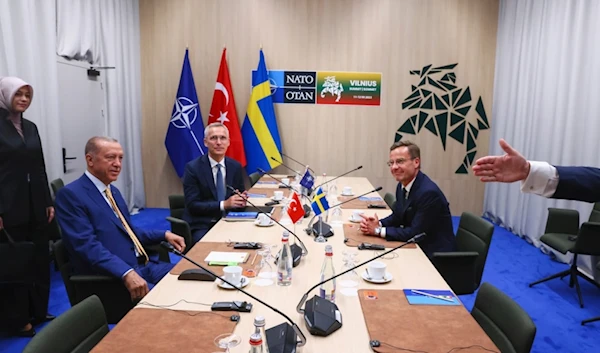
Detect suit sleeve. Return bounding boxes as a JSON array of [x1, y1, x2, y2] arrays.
[[32, 124, 53, 207], [552, 166, 600, 203], [382, 190, 443, 242], [55, 188, 131, 278], [183, 162, 221, 215]]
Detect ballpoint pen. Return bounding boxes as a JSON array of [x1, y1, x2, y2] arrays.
[[410, 289, 455, 302]]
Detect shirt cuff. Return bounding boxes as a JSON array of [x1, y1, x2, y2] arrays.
[[121, 268, 134, 279], [520, 161, 559, 197], [220, 201, 225, 211], [378, 221, 386, 238]]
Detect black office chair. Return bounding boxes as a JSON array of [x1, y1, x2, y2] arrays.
[[249, 171, 262, 186], [472, 283, 536, 353], [22, 295, 109, 353], [530, 222, 600, 308], [432, 212, 494, 295], [52, 239, 135, 324], [581, 260, 600, 325], [50, 178, 65, 200], [383, 192, 396, 209], [166, 194, 192, 251]]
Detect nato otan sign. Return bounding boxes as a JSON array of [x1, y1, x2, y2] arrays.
[[252, 70, 382, 106]]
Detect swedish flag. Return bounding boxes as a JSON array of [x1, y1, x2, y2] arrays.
[[241, 50, 282, 174], [311, 187, 330, 216]]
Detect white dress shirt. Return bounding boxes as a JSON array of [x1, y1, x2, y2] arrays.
[[208, 156, 227, 211], [520, 161, 559, 197]]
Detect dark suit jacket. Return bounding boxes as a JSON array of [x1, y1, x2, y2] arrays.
[[552, 166, 600, 202], [0, 109, 52, 228], [182, 155, 246, 232], [55, 174, 165, 278], [380, 171, 456, 257]]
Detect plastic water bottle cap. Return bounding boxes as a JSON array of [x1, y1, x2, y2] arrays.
[[254, 315, 266, 327]]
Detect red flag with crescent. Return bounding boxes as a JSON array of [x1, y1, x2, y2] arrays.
[[287, 192, 305, 223], [208, 48, 247, 166]]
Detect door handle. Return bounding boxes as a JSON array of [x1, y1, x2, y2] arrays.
[[62, 148, 77, 173]]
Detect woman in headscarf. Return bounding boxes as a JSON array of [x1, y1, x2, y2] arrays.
[[0, 76, 54, 337]]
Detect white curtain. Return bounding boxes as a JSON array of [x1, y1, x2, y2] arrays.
[[486, 0, 600, 272], [0, 0, 63, 182], [56, 0, 145, 208]]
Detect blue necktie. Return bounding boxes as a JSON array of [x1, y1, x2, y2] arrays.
[[216, 164, 225, 202]]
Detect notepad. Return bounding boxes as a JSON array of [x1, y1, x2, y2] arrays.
[[247, 193, 268, 198], [223, 211, 258, 221], [204, 251, 249, 264], [359, 196, 383, 201], [403, 289, 460, 306]]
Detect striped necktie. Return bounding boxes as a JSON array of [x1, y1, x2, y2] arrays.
[[105, 187, 148, 265]]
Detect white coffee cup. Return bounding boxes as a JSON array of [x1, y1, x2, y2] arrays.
[[342, 186, 353, 195], [223, 266, 243, 286], [273, 190, 284, 200], [257, 213, 271, 226], [281, 178, 290, 186], [352, 211, 364, 222], [367, 261, 386, 280]]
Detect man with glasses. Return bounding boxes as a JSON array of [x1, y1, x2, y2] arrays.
[[183, 123, 247, 242], [359, 140, 456, 257]]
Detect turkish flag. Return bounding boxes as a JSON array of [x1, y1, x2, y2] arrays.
[[208, 48, 247, 166], [287, 192, 305, 223]]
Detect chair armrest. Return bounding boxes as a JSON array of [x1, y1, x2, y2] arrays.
[[166, 216, 193, 252], [545, 208, 579, 235], [166, 216, 187, 225], [70, 275, 120, 283], [432, 251, 479, 259]]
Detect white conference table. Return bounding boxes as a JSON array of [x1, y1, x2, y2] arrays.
[[133, 176, 474, 352]]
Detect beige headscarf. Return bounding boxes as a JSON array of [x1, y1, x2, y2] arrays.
[[0, 76, 33, 137], [0, 76, 34, 112]]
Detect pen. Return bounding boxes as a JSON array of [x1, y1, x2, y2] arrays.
[[410, 289, 455, 302], [251, 252, 258, 265]]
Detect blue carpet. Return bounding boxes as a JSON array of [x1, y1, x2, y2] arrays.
[[1, 209, 599, 352]]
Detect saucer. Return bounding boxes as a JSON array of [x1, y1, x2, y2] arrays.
[[361, 271, 393, 284], [271, 197, 284, 202], [255, 220, 275, 227], [217, 276, 250, 289], [341, 193, 355, 196], [349, 217, 362, 223]]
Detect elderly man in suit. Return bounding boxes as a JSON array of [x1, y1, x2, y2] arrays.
[[182, 122, 247, 243], [360, 140, 456, 257], [55, 137, 185, 300]]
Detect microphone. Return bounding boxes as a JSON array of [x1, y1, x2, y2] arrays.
[[306, 186, 383, 239], [257, 168, 312, 218], [161, 241, 307, 352], [312, 165, 363, 191], [295, 233, 426, 337], [270, 156, 299, 175], [280, 153, 315, 174], [227, 185, 307, 268]]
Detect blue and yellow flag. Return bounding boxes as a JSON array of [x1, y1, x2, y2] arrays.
[[311, 187, 330, 216], [241, 50, 282, 174]]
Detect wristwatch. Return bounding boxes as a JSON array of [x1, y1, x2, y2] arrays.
[[375, 226, 382, 236]]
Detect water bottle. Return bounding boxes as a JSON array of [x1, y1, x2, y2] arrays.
[[319, 245, 336, 302], [277, 231, 293, 286], [248, 332, 264, 353], [253, 316, 270, 353]]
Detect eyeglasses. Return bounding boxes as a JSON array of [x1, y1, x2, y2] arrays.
[[386, 158, 415, 167], [207, 135, 229, 142]]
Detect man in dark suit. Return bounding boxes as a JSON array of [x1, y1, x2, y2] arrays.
[[183, 122, 247, 242], [360, 140, 456, 257], [473, 139, 600, 202], [55, 137, 185, 300]]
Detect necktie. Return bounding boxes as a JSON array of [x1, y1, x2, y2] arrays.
[[216, 164, 225, 202], [105, 187, 149, 265], [402, 187, 408, 200]]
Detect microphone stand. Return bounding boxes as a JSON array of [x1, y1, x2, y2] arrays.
[[227, 186, 307, 267], [279, 153, 315, 174], [160, 242, 307, 350], [295, 233, 426, 336], [269, 156, 299, 175], [311, 165, 363, 193], [257, 168, 312, 218], [307, 186, 383, 240]]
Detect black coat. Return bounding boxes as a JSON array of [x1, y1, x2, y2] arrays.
[[0, 108, 52, 228]]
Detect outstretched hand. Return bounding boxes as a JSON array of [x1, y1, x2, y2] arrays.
[[472, 139, 530, 183]]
